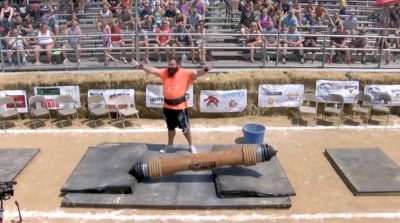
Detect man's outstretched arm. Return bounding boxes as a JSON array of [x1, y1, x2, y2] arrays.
[[133, 61, 162, 77], [192, 65, 212, 80]]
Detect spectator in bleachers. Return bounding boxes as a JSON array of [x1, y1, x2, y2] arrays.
[[229, 0, 239, 13], [292, 0, 302, 25], [374, 30, 391, 65], [263, 20, 278, 62], [33, 23, 56, 65], [192, 0, 206, 18], [140, 2, 153, 20], [349, 28, 367, 64], [282, 24, 304, 64], [12, 13, 33, 36], [331, 12, 342, 27], [315, 1, 328, 25], [43, 7, 59, 36], [338, 0, 347, 16], [130, 24, 150, 64], [245, 22, 262, 63], [239, 2, 255, 37], [77, 0, 87, 13], [153, 1, 164, 28], [395, 27, 400, 49], [154, 18, 172, 62], [328, 24, 351, 65], [303, 0, 314, 25], [29, 3, 43, 29], [97, 3, 113, 32], [4, 26, 28, 66], [164, 1, 177, 24], [187, 9, 201, 32], [61, 18, 82, 64], [111, 19, 128, 63], [177, 0, 190, 24], [282, 9, 298, 31], [389, 5, 400, 28], [270, 1, 283, 26], [102, 20, 119, 66], [258, 7, 271, 31], [303, 28, 317, 63], [0, 0, 14, 30], [281, 0, 290, 14], [172, 20, 195, 63], [109, 0, 122, 14], [119, 5, 134, 30], [343, 12, 358, 36], [193, 19, 207, 65], [121, 0, 132, 9]]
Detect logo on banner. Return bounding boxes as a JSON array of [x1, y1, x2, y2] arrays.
[[204, 95, 220, 107]]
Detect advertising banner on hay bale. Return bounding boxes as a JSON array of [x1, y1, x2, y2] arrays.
[[88, 89, 135, 112], [0, 90, 28, 113], [34, 86, 81, 109], [364, 85, 400, 106], [200, 89, 247, 113], [258, 84, 304, 108], [316, 80, 359, 103], [145, 84, 194, 108]]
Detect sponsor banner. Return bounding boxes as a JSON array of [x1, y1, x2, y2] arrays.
[[316, 80, 359, 103], [364, 85, 400, 106], [0, 90, 28, 113], [34, 86, 81, 109], [200, 89, 247, 113], [258, 84, 304, 107], [145, 84, 194, 108], [88, 89, 135, 112]]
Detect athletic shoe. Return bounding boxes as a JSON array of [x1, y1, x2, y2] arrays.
[[189, 145, 198, 154], [281, 58, 286, 64], [160, 145, 173, 153]]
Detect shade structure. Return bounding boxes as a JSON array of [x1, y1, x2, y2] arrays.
[[375, 0, 400, 5]]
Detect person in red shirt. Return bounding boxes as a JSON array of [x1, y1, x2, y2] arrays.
[[154, 18, 172, 62], [111, 20, 127, 63], [132, 58, 211, 154]]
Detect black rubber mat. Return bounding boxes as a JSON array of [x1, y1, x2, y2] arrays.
[[0, 148, 40, 183], [326, 148, 400, 196]]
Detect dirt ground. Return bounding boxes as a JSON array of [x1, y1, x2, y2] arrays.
[[1, 115, 400, 223]]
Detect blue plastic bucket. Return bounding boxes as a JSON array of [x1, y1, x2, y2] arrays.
[[242, 123, 266, 144]]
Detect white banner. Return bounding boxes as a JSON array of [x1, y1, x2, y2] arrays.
[[316, 80, 359, 103], [258, 84, 304, 107], [88, 89, 135, 112], [200, 89, 247, 113], [145, 84, 194, 108], [364, 85, 400, 106], [34, 86, 81, 109], [0, 90, 28, 113]]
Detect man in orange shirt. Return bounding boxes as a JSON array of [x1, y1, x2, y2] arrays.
[[133, 58, 211, 154]]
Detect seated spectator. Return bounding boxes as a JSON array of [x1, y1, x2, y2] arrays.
[[303, 28, 317, 63], [61, 19, 82, 63], [315, 1, 328, 25], [172, 20, 195, 63], [374, 30, 391, 65], [395, 27, 400, 49], [0, 0, 14, 30], [239, 3, 255, 37], [292, 0, 302, 25], [245, 22, 262, 63], [388, 5, 399, 28], [349, 28, 367, 64], [140, 2, 153, 21], [303, 0, 314, 25], [153, 1, 164, 27], [281, 9, 298, 30], [4, 26, 28, 66], [33, 23, 56, 65], [119, 6, 134, 30], [263, 21, 278, 62], [258, 8, 271, 31], [343, 12, 358, 36], [12, 13, 33, 37], [331, 12, 343, 27], [193, 20, 207, 65], [192, 0, 206, 18], [187, 9, 201, 32], [131, 25, 149, 64], [339, 0, 347, 16], [328, 24, 351, 65], [154, 19, 172, 62], [102, 20, 119, 66], [42, 7, 59, 36], [121, 0, 132, 9], [97, 3, 113, 32], [28, 3, 43, 29], [164, 2, 177, 21], [270, 2, 283, 26], [109, 0, 122, 13], [65, 12, 79, 28], [177, 0, 190, 23], [282, 24, 304, 64], [110, 20, 128, 63]]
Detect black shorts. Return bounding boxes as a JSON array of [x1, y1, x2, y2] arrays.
[[163, 108, 190, 132]]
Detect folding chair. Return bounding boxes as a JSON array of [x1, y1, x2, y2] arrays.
[[351, 93, 372, 126], [115, 95, 141, 128], [87, 94, 111, 128], [0, 96, 22, 131], [28, 95, 52, 129], [296, 93, 318, 126], [371, 92, 392, 127], [323, 94, 344, 128], [55, 95, 80, 128]]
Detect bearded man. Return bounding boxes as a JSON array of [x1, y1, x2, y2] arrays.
[[134, 58, 211, 154]]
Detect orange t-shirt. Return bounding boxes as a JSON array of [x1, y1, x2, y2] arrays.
[[160, 68, 193, 110]]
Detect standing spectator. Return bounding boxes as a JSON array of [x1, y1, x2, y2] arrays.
[[292, 0, 302, 25], [315, 1, 328, 25], [0, 0, 14, 30], [239, 3, 255, 37], [328, 24, 351, 65], [187, 9, 201, 32], [349, 28, 367, 64], [131, 25, 150, 64], [303, 0, 314, 25], [33, 23, 56, 65], [282, 24, 304, 64], [245, 22, 262, 63], [374, 30, 391, 65], [61, 19, 82, 64], [303, 28, 317, 63], [4, 26, 28, 66], [343, 12, 358, 36], [102, 20, 118, 66], [339, 0, 347, 16], [110, 20, 128, 63], [154, 19, 172, 62], [193, 20, 207, 65], [97, 3, 113, 32], [258, 8, 271, 31], [172, 20, 195, 63], [282, 9, 298, 30]]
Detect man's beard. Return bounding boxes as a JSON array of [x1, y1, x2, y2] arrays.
[[168, 67, 179, 77]]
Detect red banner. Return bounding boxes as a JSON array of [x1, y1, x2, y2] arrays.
[[375, 0, 400, 5]]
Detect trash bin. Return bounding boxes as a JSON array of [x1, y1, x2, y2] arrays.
[[242, 123, 266, 144]]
